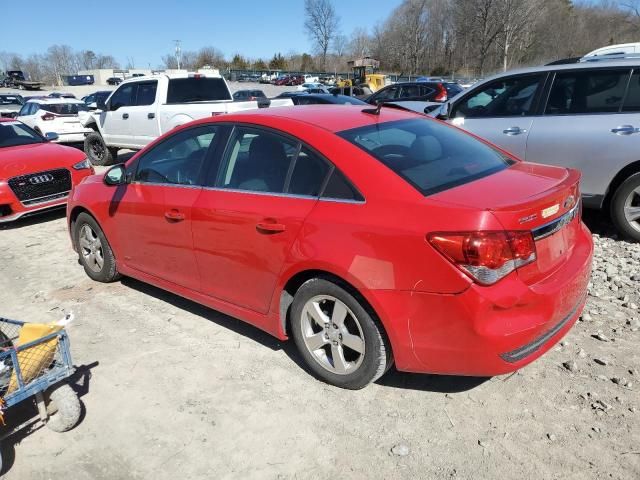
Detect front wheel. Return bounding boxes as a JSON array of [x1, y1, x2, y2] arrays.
[[290, 278, 392, 389], [45, 383, 81, 432], [610, 172, 640, 242], [84, 132, 114, 166], [74, 212, 121, 282]]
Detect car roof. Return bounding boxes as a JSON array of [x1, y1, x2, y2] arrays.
[[480, 59, 640, 82], [209, 104, 423, 133]]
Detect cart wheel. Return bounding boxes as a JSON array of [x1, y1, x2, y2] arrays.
[[45, 383, 81, 433]]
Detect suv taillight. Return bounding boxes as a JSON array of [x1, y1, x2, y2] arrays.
[[428, 231, 536, 285], [41, 113, 56, 121], [434, 83, 447, 102]]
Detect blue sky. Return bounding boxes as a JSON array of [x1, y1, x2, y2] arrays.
[[2, 0, 402, 67]]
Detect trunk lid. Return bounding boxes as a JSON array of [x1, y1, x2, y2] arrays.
[[430, 162, 582, 283]]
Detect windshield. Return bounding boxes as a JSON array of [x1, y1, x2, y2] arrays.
[[338, 118, 513, 196], [0, 121, 43, 148], [0, 96, 23, 106], [40, 103, 88, 115], [167, 77, 232, 103]]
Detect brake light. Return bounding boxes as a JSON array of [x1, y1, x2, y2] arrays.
[[428, 231, 536, 285], [41, 113, 56, 121], [434, 83, 447, 102]]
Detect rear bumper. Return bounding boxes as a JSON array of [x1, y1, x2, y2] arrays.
[[370, 222, 593, 376]]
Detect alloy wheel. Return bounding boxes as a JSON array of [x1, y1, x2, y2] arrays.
[[624, 186, 640, 234], [300, 295, 365, 375], [79, 224, 104, 273]]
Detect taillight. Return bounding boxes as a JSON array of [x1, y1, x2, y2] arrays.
[[428, 231, 536, 285], [41, 113, 56, 121], [434, 83, 447, 102]]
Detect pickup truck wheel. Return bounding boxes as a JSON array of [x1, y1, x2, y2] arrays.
[[611, 172, 640, 242], [84, 132, 114, 166]]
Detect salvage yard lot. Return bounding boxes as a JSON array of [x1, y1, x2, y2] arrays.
[[0, 208, 637, 479]]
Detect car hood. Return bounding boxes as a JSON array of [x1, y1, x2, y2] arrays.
[[0, 142, 85, 179]]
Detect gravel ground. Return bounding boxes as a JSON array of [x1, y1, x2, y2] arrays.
[[0, 204, 637, 479]]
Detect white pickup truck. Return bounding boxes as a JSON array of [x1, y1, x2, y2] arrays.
[[81, 72, 292, 165]]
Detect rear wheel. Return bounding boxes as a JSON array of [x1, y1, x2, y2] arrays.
[[84, 132, 114, 166], [610, 172, 640, 242], [290, 278, 392, 389], [45, 383, 81, 433], [74, 213, 120, 282]]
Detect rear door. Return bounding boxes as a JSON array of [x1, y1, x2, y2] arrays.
[[127, 80, 160, 148], [114, 125, 219, 291], [192, 126, 330, 314], [448, 73, 546, 159], [525, 67, 638, 200]]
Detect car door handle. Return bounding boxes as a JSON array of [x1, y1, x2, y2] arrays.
[[503, 126, 526, 135], [256, 220, 286, 234], [148, 113, 155, 119], [164, 209, 185, 222], [122, 113, 129, 119], [611, 125, 638, 135]]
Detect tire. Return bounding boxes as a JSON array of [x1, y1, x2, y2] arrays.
[[84, 132, 114, 166], [290, 278, 392, 390], [610, 172, 640, 242], [74, 212, 121, 282], [109, 147, 119, 163], [45, 383, 81, 433]]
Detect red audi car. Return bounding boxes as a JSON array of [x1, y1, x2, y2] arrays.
[[0, 118, 93, 223], [66, 106, 593, 389]]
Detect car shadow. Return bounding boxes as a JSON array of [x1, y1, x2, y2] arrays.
[[0, 361, 98, 475], [120, 278, 488, 393], [0, 207, 66, 230], [581, 208, 621, 241]]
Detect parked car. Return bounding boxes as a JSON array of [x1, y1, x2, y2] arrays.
[[366, 81, 463, 105], [303, 74, 319, 83], [297, 82, 330, 93], [290, 94, 367, 105], [329, 86, 369, 99], [287, 75, 305, 86], [275, 91, 309, 99], [82, 91, 112, 110], [274, 76, 291, 86], [106, 77, 123, 86], [0, 94, 24, 118], [48, 92, 76, 99], [64, 75, 94, 86], [425, 59, 640, 241], [1, 71, 42, 90], [67, 105, 592, 389], [232, 89, 267, 101], [0, 118, 93, 223], [16, 98, 92, 143], [79, 72, 293, 166]]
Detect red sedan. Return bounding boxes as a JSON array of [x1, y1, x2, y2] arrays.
[[0, 118, 93, 223], [66, 106, 593, 389]]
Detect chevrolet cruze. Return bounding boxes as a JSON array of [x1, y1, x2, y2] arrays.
[[67, 106, 593, 389]]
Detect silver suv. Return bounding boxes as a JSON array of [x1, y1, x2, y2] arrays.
[[435, 60, 640, 241]]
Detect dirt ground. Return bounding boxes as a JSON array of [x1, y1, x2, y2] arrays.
[[0, 201, 638, 479]]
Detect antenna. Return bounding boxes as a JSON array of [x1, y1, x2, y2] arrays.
[[174, 40, 182, 70]]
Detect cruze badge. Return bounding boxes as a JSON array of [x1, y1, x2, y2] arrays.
[[29, 174, 54, 185], [541, 204, 560, 218]]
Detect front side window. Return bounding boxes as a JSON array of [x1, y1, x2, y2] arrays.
[[135, 126, 217, 185], [0, 121, 43, 148], [454, 75, 543, 118], [339, 118, 513, 196], [110, 84, 135, 110], [219, 128, 297, 193], [545, 69, 630, 114], [135, 81, 157, 106]]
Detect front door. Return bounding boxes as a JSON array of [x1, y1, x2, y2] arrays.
[[114, 124, 219, 291], [192, 126, 330, 314], [100, 82, 136, 147], [448, 73, 546, 159], [126, 80, 160, 149]]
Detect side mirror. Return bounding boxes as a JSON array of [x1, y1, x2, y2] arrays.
[[104, 164, 127, 186], [44, 132, 59, 142], [96, 98, 107, 111], [435, 102, 450, 120]]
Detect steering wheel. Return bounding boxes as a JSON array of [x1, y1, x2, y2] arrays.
[[371, 144, 411, 159], [138, 168, 172, 184]]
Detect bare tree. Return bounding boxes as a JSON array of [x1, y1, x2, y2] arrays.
[[349, 27, 371, 58], [304, 0, 340, 69]]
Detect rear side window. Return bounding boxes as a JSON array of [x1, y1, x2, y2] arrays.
[[135, 81, 157, 106], [545, 69, 630, 114], [322, 169, 363, 201], [289, 147, 330, 196], [167, 78, 232, 103], [338, 118, 513, 196], [622, 71, 640, 112]]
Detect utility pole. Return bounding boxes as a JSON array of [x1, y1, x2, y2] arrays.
[[174, 40, 182, 70]]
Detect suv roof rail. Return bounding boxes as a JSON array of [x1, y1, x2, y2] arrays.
[[578, 52, 640, 63], [545, 57, 581, 65]]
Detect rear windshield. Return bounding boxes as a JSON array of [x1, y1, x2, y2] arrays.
[[167, 78, 232, 103], [338, 118, 513, 195], [40, 103, 88, 114]]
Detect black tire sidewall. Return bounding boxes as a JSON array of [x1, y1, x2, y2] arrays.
[[74, 213, 119, 282], [610, 172, 640, 242], [290, 278, 388, 389], [84, 132, 113, 166]]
